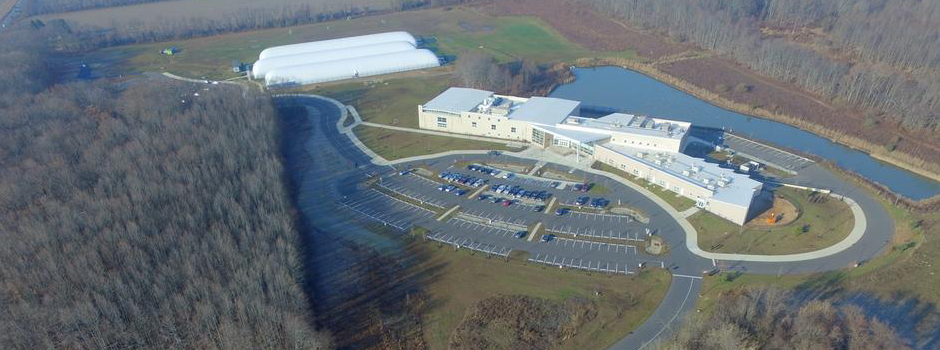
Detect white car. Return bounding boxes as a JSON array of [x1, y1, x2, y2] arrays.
[[501, 172, 513, 179]]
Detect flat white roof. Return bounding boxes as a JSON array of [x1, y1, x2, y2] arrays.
[[564, 113, 689, 140], [422, 87, 493, 113], [533, 124, 610, 144], [508, 96, 581, 125], [599, 142, 761, 207]]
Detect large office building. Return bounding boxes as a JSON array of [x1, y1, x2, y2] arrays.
[[418, 87, 765, 225]]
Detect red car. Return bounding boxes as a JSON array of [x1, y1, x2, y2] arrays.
[[502, 200, 512, 207]]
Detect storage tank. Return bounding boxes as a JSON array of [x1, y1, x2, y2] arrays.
[[259, 31, 417, 60], [252, 41, 416, 79], [265, 49, 440, 87]]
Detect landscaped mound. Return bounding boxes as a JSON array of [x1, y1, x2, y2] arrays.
[[449, 295, 597, 350]]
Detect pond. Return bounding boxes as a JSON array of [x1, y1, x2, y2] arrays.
[[550, 66, 940, 200]]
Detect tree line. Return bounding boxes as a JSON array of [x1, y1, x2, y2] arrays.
[[657, 287, 911, 350], [25, 0, 176, 16], [455, 51, 571, 96], [33, 0, 483, 49], [0, 25, 332, 349], [582, 0, 940, 133]]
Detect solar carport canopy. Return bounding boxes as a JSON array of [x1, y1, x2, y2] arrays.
[[259, 31, 417, 59], [265, 49, 440, 86], [251, 41, 416, 79]]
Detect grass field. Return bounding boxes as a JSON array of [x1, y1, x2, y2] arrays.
[[308, 74, 453, 128], [415, 242, 670, 350], [353, 125, 522, 160], [592, 162, 696, 211], [689, 187, 853, 255], [33, 0, 389, 26], [79, 6, 636, 80]]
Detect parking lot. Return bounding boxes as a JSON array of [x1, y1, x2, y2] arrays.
[[528, 253, 633, 274], [331, 154, 679, 271], [723, 133, 814, 172], [339, 189, 438, 231]]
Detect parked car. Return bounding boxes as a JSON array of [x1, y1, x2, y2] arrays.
[[493, 197, 503, 204], [477, 194, 489, 201], [534, 205, 545, 212], [502, 200, 512, 207], [501, 172, 514, 179], [580, 183, 592, 192], [554, 208, 569, 216], [455, 189, 468, 196], [488, 150, 501, 155], [576, 196, 589, 206], [540, 234, 555, 242], [437, 184, 446, 191], [491, 170, 502, 177], [513, 231, 527, 239]]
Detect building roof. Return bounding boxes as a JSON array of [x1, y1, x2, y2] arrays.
[[533, 124, 610, 144], [259, 31, 417, 59], [422, 87, 494, 114], [252, 41, 416, 79], [265, 49, 440, 86], [599, 142, 762, 207], [509, 96, 581, 125], [569, 113, 689, 140]]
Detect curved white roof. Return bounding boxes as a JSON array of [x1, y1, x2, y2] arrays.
[[252, 41, 416, 79], [265, 49, 440, 87], [259, 31, 417, 59]]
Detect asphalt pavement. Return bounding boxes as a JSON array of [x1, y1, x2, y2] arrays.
[[279, 94, 896, 350]]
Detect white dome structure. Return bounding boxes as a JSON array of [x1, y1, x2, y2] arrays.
[[265, 49, 440, 87], [258, 31, 417, 59], [251, 41, 416, 79]]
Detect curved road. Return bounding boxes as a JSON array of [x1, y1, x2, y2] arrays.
[[278, 94, 894, 350]]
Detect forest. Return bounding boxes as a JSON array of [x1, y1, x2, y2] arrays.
[[0, 25, 332, 349], [582, 0, 940, 135], [657, 287, 910, 350]]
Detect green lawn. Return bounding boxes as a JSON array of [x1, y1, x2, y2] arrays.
[[592, 162, 696, 211], [308, 75, 453, 128], [415, 241, 670, 350], [689, 187, 853, 255], [82, 7, 637, 80], [353, 125, 522, 160]]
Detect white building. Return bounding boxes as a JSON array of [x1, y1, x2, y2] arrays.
[[418, 87, 765, 225], [253, 31, 440, 87]]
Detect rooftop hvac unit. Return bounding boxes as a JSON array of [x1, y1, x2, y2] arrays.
[[707, 184, 716, 191], [692, 165, 702, 173], [703, 178, 711, 185], [682, 170, 691, 176], [654, 159, 663, 165], [567, 117, 582, 125], [637, 152, 647, 158], [717, 180, 727, 187]]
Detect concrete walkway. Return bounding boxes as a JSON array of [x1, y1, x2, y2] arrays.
[[679, 207, 700, 218]]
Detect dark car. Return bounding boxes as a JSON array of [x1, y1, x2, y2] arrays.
[[540, 234, 555, 242], [580, 183, 592, 192], [455, 189, 468, 196], [493, 197, 503, 204], [534, 205, 545, 212], [513, 231, 527, 239], [576, 196, 589, 206], [477, 194, 489, 201], [487, 150, 501, 155], [554, 208, 569, 216]]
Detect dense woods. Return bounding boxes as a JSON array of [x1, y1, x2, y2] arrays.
[[456, 51, 571, 96], [0, 26, 331, 349], [658, 288, 911, 350], [25, 0, 176, 16], [583, 0, 940, 134], [37, 0, 482, 48]]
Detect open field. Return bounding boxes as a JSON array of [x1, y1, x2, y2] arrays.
[[78, 6, 635, 80], [353, 125, 523, 160], [308, 74, 454, 129], [592, 162, 696, 211], [415, 242, 671, 350], [689, 187, 853, 255], [33, 0, 388, 26]]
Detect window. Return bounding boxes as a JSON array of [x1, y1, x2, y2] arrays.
[[437, 122, 446, 128], [436, 116, 447, 123], [472, 122, 477, 127], [632, 169, 639, 175], [511, 127, 516, 133], [491, 125, 496, 130], [620, 164, 626, 170]]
